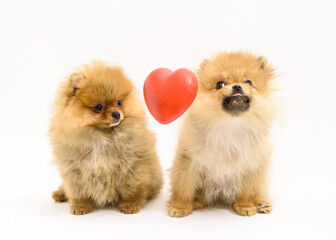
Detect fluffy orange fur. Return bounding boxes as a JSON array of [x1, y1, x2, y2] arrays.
[[50, 61, 163, 215], [168, 51, 276, 217]]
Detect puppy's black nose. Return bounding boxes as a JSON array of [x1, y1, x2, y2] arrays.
[[232, 85, 242, 92], [112, 111, 121, 120]]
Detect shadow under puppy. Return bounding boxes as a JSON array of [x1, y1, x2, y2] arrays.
[[168, 51, 276, 217], [50, 61, 163, 215]]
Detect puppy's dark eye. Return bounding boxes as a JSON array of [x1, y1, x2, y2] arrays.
[[116, 100, 122, 107], [93, 104, 103, 112], [245, 80, 253, 88], [216, 81, 226, 90]]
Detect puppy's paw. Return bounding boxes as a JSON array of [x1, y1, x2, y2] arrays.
[[233, 203, 257, 216], [70, 205, 93, 215], [256, 200, 272, 214], [119, 202, 141, 214], [52, 190, 68, 203], [168, 207, 192, 218]]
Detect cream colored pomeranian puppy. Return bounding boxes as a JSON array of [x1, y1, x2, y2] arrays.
[[50, 61, 163, 215], [168, 52, 276, 217]]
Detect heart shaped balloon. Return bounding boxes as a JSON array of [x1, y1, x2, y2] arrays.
[[143, 68, 198, 124]]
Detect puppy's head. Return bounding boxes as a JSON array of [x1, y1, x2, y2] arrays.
[[57, 61, 144, 131], [195, 52, 276, 119]]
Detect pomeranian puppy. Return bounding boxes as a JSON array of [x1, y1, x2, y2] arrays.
[[168, 52, 276, 217], [50, 61, 163, 215]]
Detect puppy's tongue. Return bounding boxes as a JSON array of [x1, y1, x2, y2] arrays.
[[233, 93, 242, 97]]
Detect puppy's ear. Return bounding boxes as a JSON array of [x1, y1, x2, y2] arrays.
[[57, 71, 86, 107], [257, 56, 268, 69], [68, 72, 85, 96]]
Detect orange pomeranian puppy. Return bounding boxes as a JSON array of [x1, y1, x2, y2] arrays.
[[50, 61, 163, 215], [168, 52, 276, 217]]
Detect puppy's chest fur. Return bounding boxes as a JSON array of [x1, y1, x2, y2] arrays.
[[191, 117, 264, 204], [59, 132, 138, 206], [81, 142, 128, 205]]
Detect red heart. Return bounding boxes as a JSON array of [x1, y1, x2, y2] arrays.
[[143, 68, 198, 124]]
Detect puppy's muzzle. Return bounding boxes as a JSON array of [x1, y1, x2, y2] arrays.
[[222, 84, 250, 115], [232, 85, 243, 96], [112, 111, 121, 121], [110, 111, 123, 127]]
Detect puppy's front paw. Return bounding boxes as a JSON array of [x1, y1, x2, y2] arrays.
[[233, 203, 257, 216], [168, 207, 192, 218], [70, 205, 93, 215], [256, 200, 272, 214], [119, 202, 141, 214], [52, 190, 68, 203]]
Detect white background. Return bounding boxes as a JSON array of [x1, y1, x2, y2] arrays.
[[1, 0, 335, 239]]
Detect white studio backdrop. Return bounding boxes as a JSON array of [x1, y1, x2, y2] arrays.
[[0, 0, 335, 239]]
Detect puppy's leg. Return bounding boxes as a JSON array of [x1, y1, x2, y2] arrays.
[[70, 198, 95, 215], [168, 151, 197, 218], [118, 186, 147, 214], [62, 177, 95, 215], [233, 197, 257, 216], [52, 185, 68, 202], [233, 167, 271, 216]]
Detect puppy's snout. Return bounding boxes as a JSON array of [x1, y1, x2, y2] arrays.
[[232, 85, 243, 92], [112, 111, 121, 120]]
